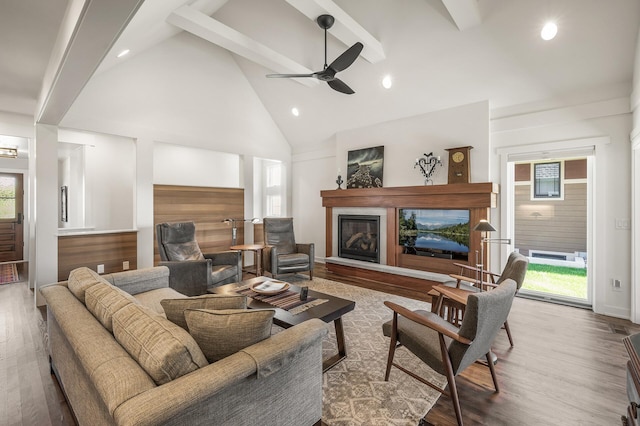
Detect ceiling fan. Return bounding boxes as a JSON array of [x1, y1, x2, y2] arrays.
[[266, 14, 364, 95]]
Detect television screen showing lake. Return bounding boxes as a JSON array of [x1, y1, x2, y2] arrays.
[[398, 209, 470, 256], [414, 233, 469, 252]]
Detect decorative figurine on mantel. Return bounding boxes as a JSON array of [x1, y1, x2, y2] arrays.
[[336, 173, 344, 189], [414, 152, 443, 185]]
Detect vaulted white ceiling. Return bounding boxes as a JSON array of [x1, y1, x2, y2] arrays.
[[1, 0, 639, 152]]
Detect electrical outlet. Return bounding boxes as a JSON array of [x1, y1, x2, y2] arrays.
[[123, 261, 130, 271], [615, 219, 631, 230], [97, 264, 105, 274], [613, 279, 622, 291]]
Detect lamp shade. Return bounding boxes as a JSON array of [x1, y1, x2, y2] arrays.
[[473, 219, 496, 232]]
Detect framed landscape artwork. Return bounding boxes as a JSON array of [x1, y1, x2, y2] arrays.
[[346, 146, 384, 189]]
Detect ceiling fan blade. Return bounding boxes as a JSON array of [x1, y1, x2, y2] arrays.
[[266, 73, 315, 78], [328, 42, 363, 73], [327, 78, 355, 95]]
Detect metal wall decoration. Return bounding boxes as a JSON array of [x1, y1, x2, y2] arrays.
[[414, 152, 442, 185]]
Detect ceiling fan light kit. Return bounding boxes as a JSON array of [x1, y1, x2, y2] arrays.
[[266, 14, 363, 94]]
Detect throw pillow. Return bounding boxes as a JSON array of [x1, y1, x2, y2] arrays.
[[185, 308, 274, 363], [161, 294, 247, 330], [68, 267, 108, 304], [163, 241, 205, 261], [85, 282, 139, 332], [113, 304, 208, 385]]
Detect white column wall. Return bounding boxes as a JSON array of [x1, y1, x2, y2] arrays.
[[34, 124, 59, 306]]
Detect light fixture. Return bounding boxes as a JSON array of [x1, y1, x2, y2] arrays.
[[382, 75, 392, 89], [541, 22, 558, 41], [472, 219, 511, 285], [116, 49, 130, 58], [223, 217, 261, 245], [0, 148, 18, 158], [291, 107, 300, 117]]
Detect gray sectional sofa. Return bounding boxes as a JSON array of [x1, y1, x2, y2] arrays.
[[40, 266, 327, 426]]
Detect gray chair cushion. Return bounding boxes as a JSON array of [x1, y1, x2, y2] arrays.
[[382, 309, 452, 376], [277, 253, 309, 267], [163, 241, 205, 261]]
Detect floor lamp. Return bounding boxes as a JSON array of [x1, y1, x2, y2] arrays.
[[472, 219, 511, 286], [222, 218, 260, 245]]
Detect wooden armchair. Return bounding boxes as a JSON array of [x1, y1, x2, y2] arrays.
[[382, 280, 518, 426], [432, 251, 529, 346]]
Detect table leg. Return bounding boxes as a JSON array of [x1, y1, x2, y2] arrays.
[[322, 317, 347, 372], [256, 249, 262, 276]]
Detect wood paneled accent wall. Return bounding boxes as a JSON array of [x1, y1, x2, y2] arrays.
[[153, 185, 244, 264], [58, 231, 137, 281], [321, 183, 499, 277]]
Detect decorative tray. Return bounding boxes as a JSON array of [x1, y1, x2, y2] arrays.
[[251, 280, 290, 295]]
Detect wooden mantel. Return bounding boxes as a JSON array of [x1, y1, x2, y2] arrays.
[[321, 183, 499, 293]]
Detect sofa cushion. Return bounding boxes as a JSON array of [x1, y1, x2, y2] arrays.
[[68, 267, 109, 304], [185, 308, 274, 363], [161, 294, 247, 330], [85, 282, 140, 332], [134, 287, 187, 317], [163, 241, 205, 261], [103, 266, 170, 295], [113, 304, 208, 385]]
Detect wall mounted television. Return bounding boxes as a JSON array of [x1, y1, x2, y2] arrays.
[[398, 209, 470, 260]]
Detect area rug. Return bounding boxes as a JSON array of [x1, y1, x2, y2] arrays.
[[282, 275, 447, 426], [0, 263, 19, 284]]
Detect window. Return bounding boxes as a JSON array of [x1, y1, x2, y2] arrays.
[[534, 162, 561, 198], [0, 175, 16, 219], [264, 161, 283, 217]]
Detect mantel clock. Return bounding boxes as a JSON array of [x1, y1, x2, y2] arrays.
[[445, 146, 473, 184]]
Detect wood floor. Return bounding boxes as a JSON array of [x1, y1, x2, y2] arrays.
[[2, 265, 639, 426]]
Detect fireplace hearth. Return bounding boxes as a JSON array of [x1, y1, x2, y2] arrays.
[[338, 215, 380, 263]]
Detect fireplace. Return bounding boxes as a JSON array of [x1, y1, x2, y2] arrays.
[[338, 215, 380, 263]]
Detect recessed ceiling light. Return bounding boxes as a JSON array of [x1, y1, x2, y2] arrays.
[[291, 107, 300, 117], [382, 75, 392, 89], [541, 22, 558, 41], [117, 49, 130, 58]]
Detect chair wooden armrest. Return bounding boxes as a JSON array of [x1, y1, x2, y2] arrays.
[[448, 273, 481, 287], [384, 301, 471, 344], [431, 285, 474, 307], [447, 274, 498, 291]]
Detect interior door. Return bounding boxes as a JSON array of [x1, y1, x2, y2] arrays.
[[0, 173, 24, 261]]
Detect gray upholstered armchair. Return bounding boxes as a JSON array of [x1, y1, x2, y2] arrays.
[[262, 217, 314, 280], [156, 221, 241, 296], [383, 279, 517, 426]]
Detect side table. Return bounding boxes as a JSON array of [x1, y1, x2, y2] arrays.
[[230, 244, 265, 276]]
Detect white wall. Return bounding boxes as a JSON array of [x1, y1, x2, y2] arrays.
[[292, 101, 490, 261], [153, 142, 240, 188], [58, 129, 135, 231], [336, 101, 491, 187], [629, 27, 640, 323], [61, 32, 291, 162], [56, 32, 294, 268]]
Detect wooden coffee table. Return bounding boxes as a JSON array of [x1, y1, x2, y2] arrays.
[[210, 276, 356, 372]]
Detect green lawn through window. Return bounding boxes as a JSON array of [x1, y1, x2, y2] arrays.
[[521, 263, 587, 299]]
